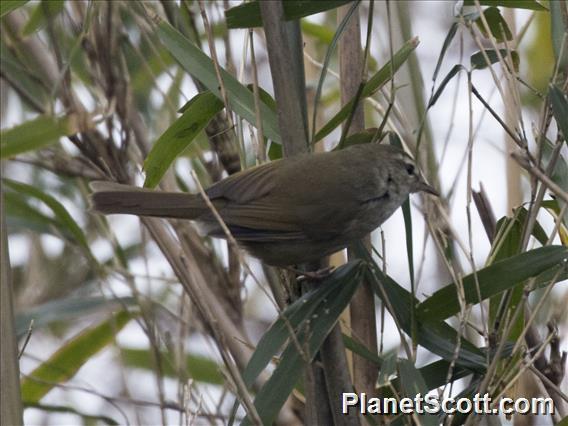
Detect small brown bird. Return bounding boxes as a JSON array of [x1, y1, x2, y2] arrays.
[[90, 143, 437, 266]]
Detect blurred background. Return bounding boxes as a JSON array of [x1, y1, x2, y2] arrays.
[[1, 1, 566, 425]]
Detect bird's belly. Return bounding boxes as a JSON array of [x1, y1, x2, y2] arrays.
[[344, 197, 401, 239], [241, 238, 348, 267]]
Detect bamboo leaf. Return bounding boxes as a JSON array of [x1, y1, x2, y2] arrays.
[[143, 91, 224, 188], [366, 262, 486, 370], [471, 49, 519, 72], [15, 296, 137, 337], [4, 191, 61, 238], [314, 37, 419, 142], [22, 402, 118, 425], [417, 246, 568, 322], [22, 0, 65, 36], [475, 7, 513, 43], [3, 179, 92, 257], [240, 261, 363, 425], [21, 311, 132, 403], [155, 20, 280, 143], [432, 23, 458, 83], [121, 348, 224, 385], [0, 114, 79, 159], [0, 47, 50, 110], [550, 0, 568, 67], [398, 359, 439, 426], [549, 85, 568, 145], [225, 0, 352, 29], [301, 20, 334, 45], [429, 64, 466, 108], [0, 0, 28, 17], [463, 0, 547, 11]]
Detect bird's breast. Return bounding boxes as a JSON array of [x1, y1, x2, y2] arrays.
[[346, 190, 405, 238]]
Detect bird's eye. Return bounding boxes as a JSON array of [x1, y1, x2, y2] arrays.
[[405, 163, 415, 175]]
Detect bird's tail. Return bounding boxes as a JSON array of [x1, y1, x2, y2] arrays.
[[89, 181, 208, 220]]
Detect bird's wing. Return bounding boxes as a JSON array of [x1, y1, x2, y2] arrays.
[[212, 198, 305, 240], [213, 197, 359, 242], [206, 161, 279, 203]]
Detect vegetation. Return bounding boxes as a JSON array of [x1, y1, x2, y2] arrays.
[[1, 1, 566, 424]]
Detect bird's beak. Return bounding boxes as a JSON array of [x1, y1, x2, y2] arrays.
[[417, 178, 439, 196]]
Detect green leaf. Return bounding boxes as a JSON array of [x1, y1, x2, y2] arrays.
[[21, 311, 132, 403], [225, 0, 352, 29], [463, 0, 547, 11], [3, 179, 92, 257], [350, 243, 485, 370], [542, 136, 568, 226], [22, 402, 119, 425], [549, 85, 568, 145], [15, 296, 137, 337], [342, 333, 383, 366], [121, 348, 224, 385], [429, 64, 467, 108], [0, 45, 50, 110], [365, 260, 486, 370], [4, 191, 61, 237], [0, 114, 79, 159], [377, 351, 398, 386], [311, 1, 360, 144], [471, 49, 519, 72], [398, 359, 439, 426], [335, 128, 379, 149], [433, 23, 459, 83], [22, 0, 65, 36], [314, 37, 419, 142], [240, 261, 363, 425], [0, 0, 28, 17], [390, 359, 472, 393], [417, 246, 568, 322], [488, 207, 548, 264], [301, 20, 334, 45], [475, 7, 513, 43], [550, 0, 568, 68], [143, 91, 223, 188], [155, 20, 280, 143]]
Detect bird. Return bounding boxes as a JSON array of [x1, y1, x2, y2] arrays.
[[90, 143, 438, 267]]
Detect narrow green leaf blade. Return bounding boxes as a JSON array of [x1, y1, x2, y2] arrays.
[[15, 296, 137, 337], [475, 7, 513, 43], [366, 265, 486, 370], [550, 0, 568, 67], [143, 91, 224, 188], [242, 262, 363, 425], [417, 246, 568, 322], [398, 359, 439, 426], [241, 262, 360, 388], [314, 37, 419, 142], [0, 0, 28, 17], [549, 85, 568, 145], [121, 348, 224, 385], [463, 0, 547, 11], [4, 179, 91, 256], [471, 49, 519, 72], [22, 0, 65, 36], [21, 311, 132, 403], [22, 402, 119, 425], [155, 20, 280, 143], [0, 115, 78, 159], [353, 243, 486, 370], [4, 191, 60, 237], [225, 0, 352, 29]]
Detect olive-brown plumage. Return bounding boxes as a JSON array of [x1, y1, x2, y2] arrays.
[[90, 143, 437, 266]]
